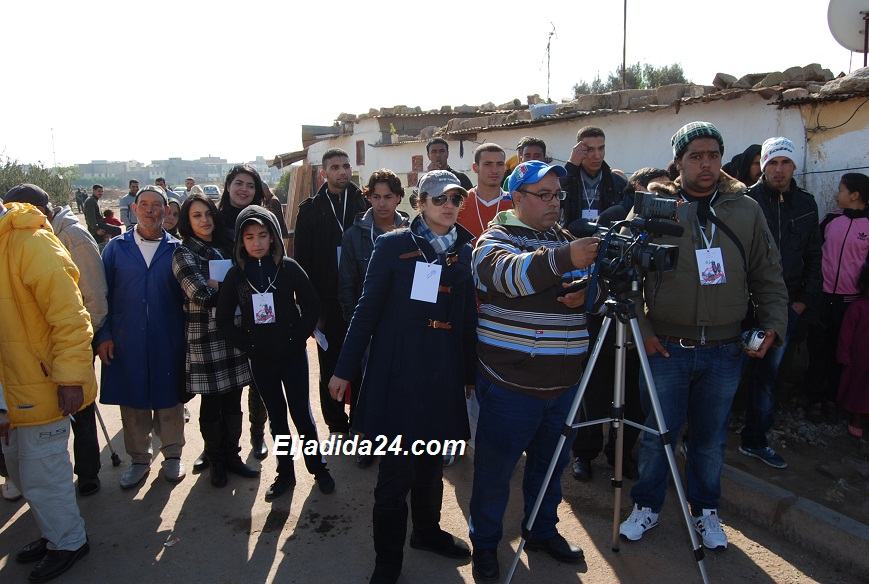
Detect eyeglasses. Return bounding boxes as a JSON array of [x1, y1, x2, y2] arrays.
[[429, 193, 466, 207], [519, 189, 567, 202]]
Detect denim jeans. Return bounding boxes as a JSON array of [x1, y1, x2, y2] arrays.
[[469, 373, 577, 549], [630, 339, 743, 514], [740, 306, 798, 449]]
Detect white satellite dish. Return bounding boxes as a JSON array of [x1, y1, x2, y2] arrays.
[[828, 0, 869, 52]]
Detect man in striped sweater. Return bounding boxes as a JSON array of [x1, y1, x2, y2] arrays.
[[468, 160, 603, 581]]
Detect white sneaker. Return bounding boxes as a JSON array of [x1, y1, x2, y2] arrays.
[[619, 504, 659, 541], [693, 508, 727, 549], [119, 463, 150, 489], [162, 458, 186, 483], [2, 480, 23, 501]]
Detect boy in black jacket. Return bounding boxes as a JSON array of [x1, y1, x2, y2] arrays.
[[216, 205, 334, 501]]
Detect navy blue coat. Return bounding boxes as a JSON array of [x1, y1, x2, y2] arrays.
[[97, 230, 185, 410], [333, 218, 476, 443]]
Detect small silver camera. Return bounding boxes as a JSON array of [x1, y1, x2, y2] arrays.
[[741, 329, 765, 352]]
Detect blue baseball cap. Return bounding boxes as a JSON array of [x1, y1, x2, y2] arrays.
[[507, 160, 567, 194]]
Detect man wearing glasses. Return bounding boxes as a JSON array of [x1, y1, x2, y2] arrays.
[[468, 160, 603, 580], [559, 125, 627, 231]]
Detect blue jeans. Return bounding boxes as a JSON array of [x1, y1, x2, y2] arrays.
[[469, 373, 577, 549], [740, 306, 798, 449], [631, 340, 743, 514]]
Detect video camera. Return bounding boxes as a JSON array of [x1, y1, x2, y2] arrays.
[[576, 192, 697, 309]]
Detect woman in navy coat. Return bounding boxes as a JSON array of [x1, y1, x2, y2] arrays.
[[329, 170, 477, 584]]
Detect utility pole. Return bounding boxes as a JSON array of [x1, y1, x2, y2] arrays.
[[622, 0, 627, 90], [543, 24, 557, 102]]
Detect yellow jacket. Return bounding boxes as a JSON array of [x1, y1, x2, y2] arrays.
[[0, 203, 97, 427]]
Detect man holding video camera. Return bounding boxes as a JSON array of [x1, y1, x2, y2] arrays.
[[619, 121, 788, 550]]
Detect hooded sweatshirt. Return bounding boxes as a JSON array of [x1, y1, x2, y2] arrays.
[[216, 205, 321, 360]]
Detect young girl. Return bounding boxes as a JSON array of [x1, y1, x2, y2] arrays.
[[837, 261, 869, 436], [216, 205, 332, 500], [806, 173, 869, 423]]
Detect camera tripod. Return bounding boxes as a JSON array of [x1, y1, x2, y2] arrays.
[[504, 296, 710, 584]]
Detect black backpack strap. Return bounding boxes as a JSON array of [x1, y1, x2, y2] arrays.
[[707, 214, 747, 272]]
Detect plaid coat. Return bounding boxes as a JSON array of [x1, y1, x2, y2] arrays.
[[172, 237, 251, 395]]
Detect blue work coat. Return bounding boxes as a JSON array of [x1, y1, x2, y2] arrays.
[[97, 230, 185, 410]]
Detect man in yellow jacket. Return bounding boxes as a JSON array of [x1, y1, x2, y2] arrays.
[[0, 191, 96, 582]]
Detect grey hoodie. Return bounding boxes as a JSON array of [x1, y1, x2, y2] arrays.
[[51, 205, 108, 332]]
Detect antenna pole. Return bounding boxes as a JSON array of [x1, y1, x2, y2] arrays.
[[51, 128, 57, 169], [863, 11, 868, 67], [622, 0, 628, 90]]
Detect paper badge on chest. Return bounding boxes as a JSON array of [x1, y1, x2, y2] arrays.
[[696, 248, 726, 285], [410, 262, 442, 303], [252, 292, 276, 324]]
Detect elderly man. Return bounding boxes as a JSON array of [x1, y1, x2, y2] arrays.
[[739, 137, 821, 468], [619, 122, 788, 550], [4, 184, 108, 496], [97, 185, 186, 489], [469, 160, 603, 580], [0, 192, 95, 582]]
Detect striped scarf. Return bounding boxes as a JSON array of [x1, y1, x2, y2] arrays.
[[414, 215, 457, 256]]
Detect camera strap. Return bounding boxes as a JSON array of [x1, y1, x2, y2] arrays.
[[706, 215, 747, 272]]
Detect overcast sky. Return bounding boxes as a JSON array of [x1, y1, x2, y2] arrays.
[[2, 0, 860, 167]]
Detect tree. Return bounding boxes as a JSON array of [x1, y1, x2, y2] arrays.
[[0, 159, 77, 207], [573, 62, 690, 97], [274, 169, 292, 204]]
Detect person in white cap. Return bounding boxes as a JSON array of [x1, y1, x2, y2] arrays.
[[740, 137, 821, 466]]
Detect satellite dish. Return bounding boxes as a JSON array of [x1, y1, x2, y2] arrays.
[[828, 0, 869, 52]]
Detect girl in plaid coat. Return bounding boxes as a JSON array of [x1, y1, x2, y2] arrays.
[[172, 193, 260, 487]]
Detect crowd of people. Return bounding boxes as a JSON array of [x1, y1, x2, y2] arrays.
[[0, 120, 867, 584]]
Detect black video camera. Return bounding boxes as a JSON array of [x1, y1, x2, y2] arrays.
[[581, 192, 697, 308]]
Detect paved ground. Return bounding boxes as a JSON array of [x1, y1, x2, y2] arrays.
[[1, 339, 866, 583]]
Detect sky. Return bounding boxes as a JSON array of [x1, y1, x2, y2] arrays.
[[2, 0, 862, 168]]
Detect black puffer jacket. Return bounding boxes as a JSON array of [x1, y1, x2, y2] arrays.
[[559, 160, 628, 227], [746, 178, 822, 305]]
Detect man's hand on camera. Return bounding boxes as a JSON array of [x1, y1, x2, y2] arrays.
[[557, 282, 587, 308], [569, 236, 600, 269], [745, 329, 776, 359]]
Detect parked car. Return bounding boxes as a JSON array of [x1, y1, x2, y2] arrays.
[[203, 185, 221, 200], [172, 187, 187, 197]]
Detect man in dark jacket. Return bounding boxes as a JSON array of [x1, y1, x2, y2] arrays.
[[740, 137, 821, 469], [426, 138, 473, 190], [294, 148, 368, 434], [559, 125, 628, 230], [83, 184, 121, 246]]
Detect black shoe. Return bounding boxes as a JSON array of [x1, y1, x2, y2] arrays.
[[356, 454, 374, 469], [16, 538, 49, 563], [225, 457, 260, 478], [210, 463, 228, 488], [471, 548, 499, 581], [77, 477, 101, 497], [28, 541, 90, 583], [193, 450, 210, 473], [571, 457, 593, 482], [525, 534, 584, 564], [316, 470, 335, 494], [369, 563, 402, 584], [251, 435, 268, 460], [409, 529, 471, 559], [265, 474, 296, 501]]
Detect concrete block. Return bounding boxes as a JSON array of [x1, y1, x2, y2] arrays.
[[819, 67, 869, 95], [656, 83, 691, 104], [629, 95, 658, 109], [337, 112, 357, 122], [454, 104, 477, 114], [527, 94, 544, 105], [782, 88, 810, 100], [754, 72, 787, 88], [480, 102, 496, 112]]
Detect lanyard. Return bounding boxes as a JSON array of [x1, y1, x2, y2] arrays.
[[474, 189, 504, 234], [682, 191, 718, 249], [326, 188, 348, 234]]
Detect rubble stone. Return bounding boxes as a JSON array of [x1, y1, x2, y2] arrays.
[[713, 73, 737, 90], [629, 95, 657, 109], [439, 105, 453, 114], [819, 67, 869, 95], [506, 110, 532, 123], [782, 88, 810, 100], [527, 94, 544, 105], [480, 102, 496, 112], [754, 72, 787, 88], [337, 112, 357, 122], [656, 83, 692, 104], [454, 104, 477, 113], [497, 99, 522, 110]]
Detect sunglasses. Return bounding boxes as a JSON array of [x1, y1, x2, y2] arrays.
[[429, 193, 466, 207]]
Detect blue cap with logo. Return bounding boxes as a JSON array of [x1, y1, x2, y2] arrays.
[[507, 160, 567, 194]]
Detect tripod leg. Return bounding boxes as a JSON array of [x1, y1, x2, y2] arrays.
[[630, 319, 710, 584], [610, 319, 628, 552], [503, 314, 614, 584]]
